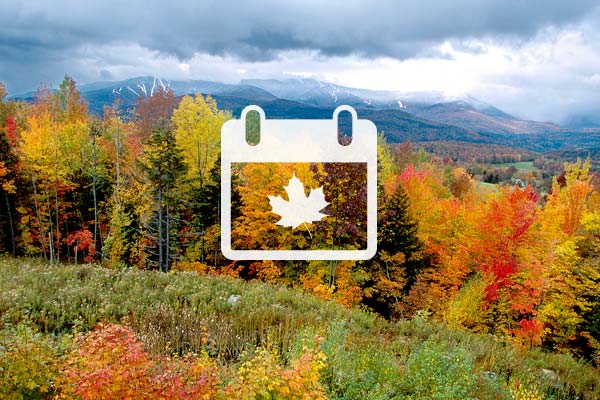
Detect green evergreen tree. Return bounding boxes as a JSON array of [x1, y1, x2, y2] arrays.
[[186, 154, 241, 266], [363, 184, 428, 319], [138, 122, 187, 271]]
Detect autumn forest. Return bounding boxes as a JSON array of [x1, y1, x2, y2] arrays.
[[1, 76, 600, 398]]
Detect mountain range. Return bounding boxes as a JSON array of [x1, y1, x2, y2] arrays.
[[12, 76, 600, 153]]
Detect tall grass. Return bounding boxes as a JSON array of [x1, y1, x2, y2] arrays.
[[0, 257, 376, 361], [1, 256, 599, 399]]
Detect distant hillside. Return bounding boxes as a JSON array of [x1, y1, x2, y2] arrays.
[[354, 108, 483, 143], [408, 100, 563, 135], [416, 141, 539, 164], [240, 77, 400, 109], [208, 94, 481, 144], [13, 76, 571, 134], [81, 77, 278, 115], [11, 76, 600, 153]]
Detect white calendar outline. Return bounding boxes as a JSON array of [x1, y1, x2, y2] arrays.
[[221, 105, 377, 260]]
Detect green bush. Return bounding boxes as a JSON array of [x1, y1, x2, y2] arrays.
[[399, 338, 510, 400], [320, 321, 401, 399], [0, 323, 67, 400]]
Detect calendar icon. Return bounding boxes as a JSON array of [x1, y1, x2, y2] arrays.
[[221, 105, 377, 260]]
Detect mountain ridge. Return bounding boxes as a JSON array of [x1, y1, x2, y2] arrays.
[[12, 75, 562, 133], [11, 76, 599, 153]]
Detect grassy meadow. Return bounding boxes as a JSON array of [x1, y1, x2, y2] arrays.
[[492, 161, 538, 172], [1, 257, 599, 399]]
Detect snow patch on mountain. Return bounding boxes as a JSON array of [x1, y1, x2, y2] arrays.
[[151, 78, 157, 96], [329, 85, 339, 102]]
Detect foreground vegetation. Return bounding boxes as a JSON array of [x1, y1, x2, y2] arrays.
[[2, 77, 600, 398], [2, 79, 600, 360], [1, 257, 599, 399]]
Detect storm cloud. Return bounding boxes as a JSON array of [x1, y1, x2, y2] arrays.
[[1, 0, 600, 124], [2, 0, 597, 62]]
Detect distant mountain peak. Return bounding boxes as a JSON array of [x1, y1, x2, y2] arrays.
[[11, 75, 572, 134]]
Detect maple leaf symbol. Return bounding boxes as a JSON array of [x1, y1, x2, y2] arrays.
[[268, 174, 329, 230]]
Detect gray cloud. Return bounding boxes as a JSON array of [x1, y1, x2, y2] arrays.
[[1, 0, 599, 92], [1, 0, 600, 126]]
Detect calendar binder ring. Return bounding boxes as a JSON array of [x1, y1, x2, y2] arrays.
[[333, 105, 356, 145], [240, 105, 359, 146], [241, 105, 266, 122], [242, 105, 265, 145], [332, 105, 358, 122]]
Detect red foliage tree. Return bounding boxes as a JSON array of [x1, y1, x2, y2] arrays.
[[66, 229, 96, 264]]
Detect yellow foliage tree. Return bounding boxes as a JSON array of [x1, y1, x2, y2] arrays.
[[172, 94, 231, 189]]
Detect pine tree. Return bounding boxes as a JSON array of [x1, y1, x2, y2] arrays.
[[380, 184, 426, 285], [186, 155, 241, 266], [137, 122, 186, 271], [363, 184, 428, 319]]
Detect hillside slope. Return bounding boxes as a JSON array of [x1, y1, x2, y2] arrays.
[[409, 100, 563, 134], [11, 75, 600, 154], [0, 258, 598, 399]]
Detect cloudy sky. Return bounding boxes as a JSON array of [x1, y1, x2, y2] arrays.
[[1, 0, 600, 125]]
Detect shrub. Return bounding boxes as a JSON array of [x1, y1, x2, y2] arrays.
[[399, 338, 510, 400], [59, 323, 221, 399], [1, 258, 600, 399], [225, 337, 328, 400], [320, 321, 401, 399], [0, 323, 64, 400], [58, 322, 328, 399], [0, 259, 377, 362]]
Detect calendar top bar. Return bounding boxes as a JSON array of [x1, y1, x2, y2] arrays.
[[221, 105, 376, 162]]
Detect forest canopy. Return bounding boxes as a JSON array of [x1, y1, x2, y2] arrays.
[[1, 77, 600, 364]]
